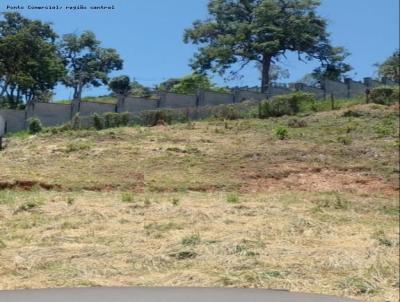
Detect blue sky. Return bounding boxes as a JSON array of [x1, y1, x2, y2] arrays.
[[2, 0, 399, 100]]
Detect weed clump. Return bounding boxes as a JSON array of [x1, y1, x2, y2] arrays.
[[27, 118, 42, 134], [287, 118, 307, 128], [121, 192, 135, 203], [275, 126, 288, 140], [226, 193, 240, 204], [181, 234, 200, 246]]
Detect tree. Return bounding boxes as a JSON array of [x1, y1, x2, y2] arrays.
[[60, 31, 123, 100], [0, 12, 65, 107], [256, 62, 290, 83], [297, 73, 319, 86], [109, 75, 131, 96], [158, 73, 227, 94], [184, 0, 348, 93], [312, 46, 352, 82], [130, 79, 153, 98], [377, 50, 400, 82]]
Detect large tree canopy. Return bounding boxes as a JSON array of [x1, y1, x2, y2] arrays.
[[377, 50, 399, 82], [184, 0, 350, 93], [158, 74, 227, 94], [60, 31, 123, 100], [0, 12, 65, 108]]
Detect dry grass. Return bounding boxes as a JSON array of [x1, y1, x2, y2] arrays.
[[0, 103, 399, 301]]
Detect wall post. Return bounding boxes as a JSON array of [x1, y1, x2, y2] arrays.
[[196, 89, 205, 107], [116, 94, 125, 113]]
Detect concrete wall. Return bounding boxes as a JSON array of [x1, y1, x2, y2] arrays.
[[294, 83, 325, 99], [29, 103, 72, 127], [200, 91, 234, 106], [124, 97, 158, 114], [0, 109, 26, 133], [79, 101, 116, 116], [346, 79, 365, 98], [364, 77, 382, 88], [0, 77, 397, 134], [323, 80, 349, 99], [269, 86, 293, 98], [236, 90, 267, 102], [160, 92, 197, 108]]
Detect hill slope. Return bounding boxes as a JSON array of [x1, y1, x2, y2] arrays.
[[0, 103, 398, 301]]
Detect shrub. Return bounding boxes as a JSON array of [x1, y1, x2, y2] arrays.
[[275, 126, 288, 140], [213, 104, 241, 120], [120, 112, 131, 126], [104, 112, 122, 128], [259, 92, 315, 118], [287, 118, 307, 128], [92, 113, 104, 130], [370, 86, 399, 105], [140, 109, 187, 126], [27, 118, 42, 134]]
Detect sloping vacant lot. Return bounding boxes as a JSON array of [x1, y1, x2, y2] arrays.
[[0, 104, 398, 301]]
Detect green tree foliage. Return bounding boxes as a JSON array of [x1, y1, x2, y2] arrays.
[[184, 0, 349, 93], [377, 50, 400, 82], [130, 79, 153, 98], [60, 31, 123, 100], [312, 46, 352, 81], [158, 74, 226, 94], [0, 12, 65, 108], [109, 75, 131, 96]]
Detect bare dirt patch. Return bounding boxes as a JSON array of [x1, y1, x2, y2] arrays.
[[240, 166, 398, 196], [0, 180, 62, 191]]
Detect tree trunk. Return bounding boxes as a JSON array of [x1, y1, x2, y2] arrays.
[[261, 54, 272, 94]]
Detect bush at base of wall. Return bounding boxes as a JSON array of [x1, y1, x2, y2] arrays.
[[259, 92, 315, 118], [27, 118, 43, 134], [370, 86, 399, 105]]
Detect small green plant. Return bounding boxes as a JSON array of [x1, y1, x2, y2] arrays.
[[67, 197, 75, 206], [337, 135, 352, 145], [181, 234, 201, 246], [372, 230, 393, 247], [287, 118, 307, 128], [338, 277, 378, 295], [169, 250, 197, 260], [314, 193, 351, 210], [64, 141, 91, 153], [275, 126, 288, 140], [92, 113, 104, 130], [227, 193, 240, 203], [374, 124, 393, 137], [171, 197, 180, 206], [121, 192, 135, 203], [27, 118, 42, 134], [14, 201, 40, 214]]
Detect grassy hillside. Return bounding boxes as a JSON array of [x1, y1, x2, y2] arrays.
[[0, 103, 398, 301]]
